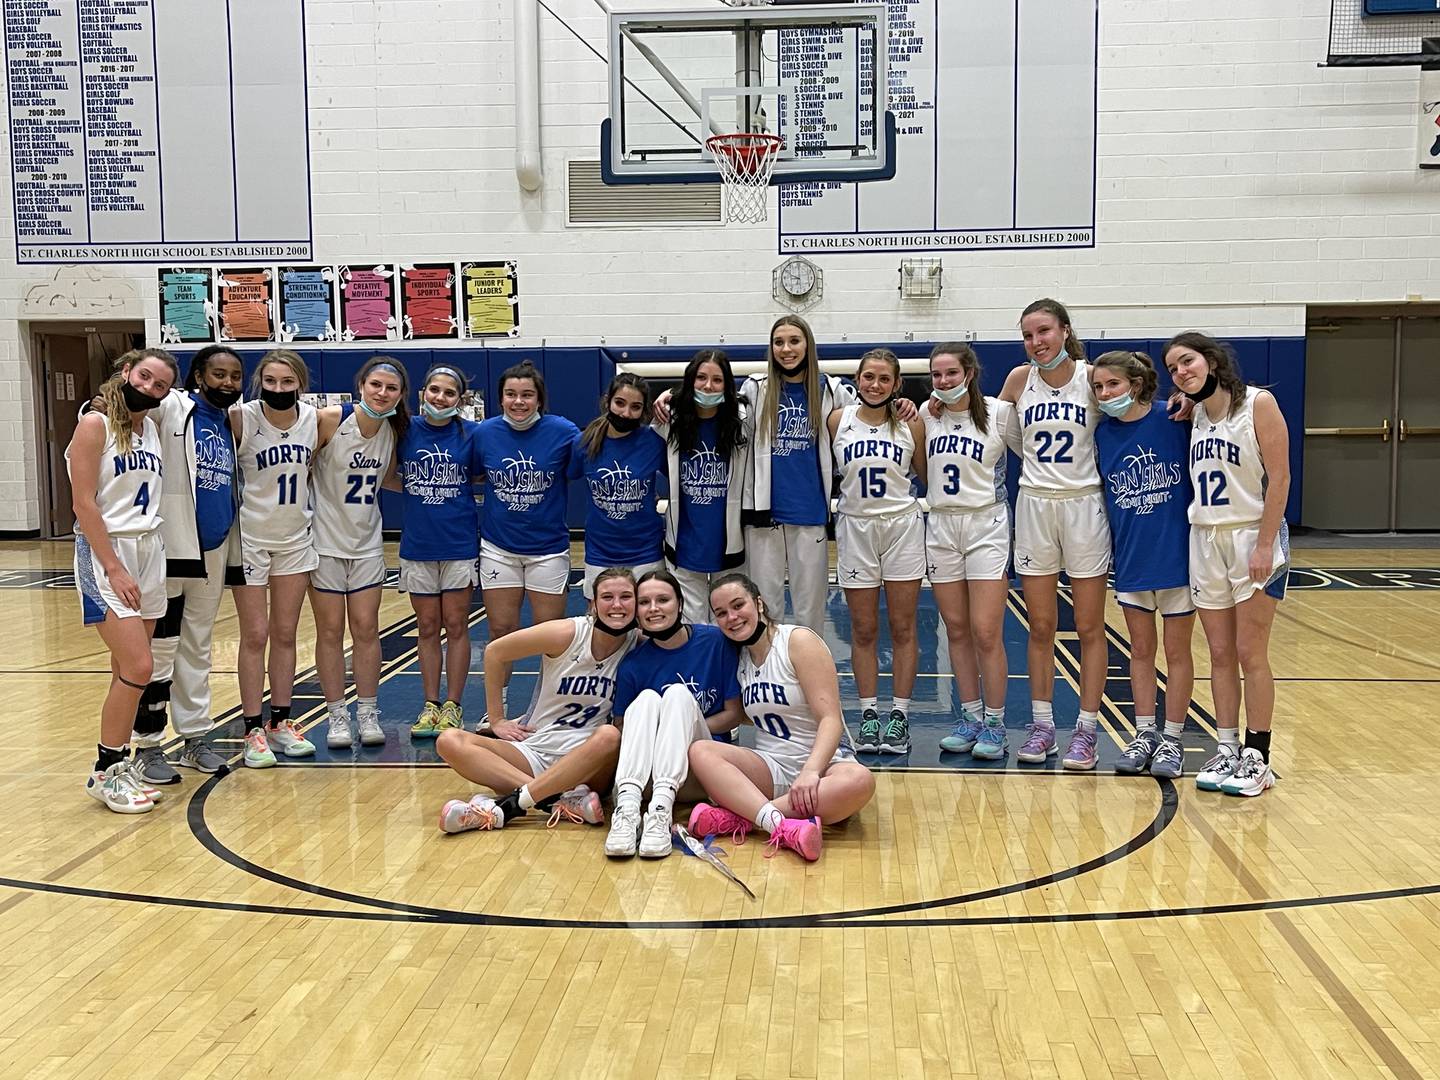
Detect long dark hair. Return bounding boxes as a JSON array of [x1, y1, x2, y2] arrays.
[[929, 342, 990, 436], [357, 354, 411, 440], [580, 372, 652, 459], [669, 349, 747, 460], [636, 567, 684, 617], [1163, 331, 1247, 416], [760, 314, 821, 442], [184, 345, 242, 391], [1021, 297, 1085, 363]]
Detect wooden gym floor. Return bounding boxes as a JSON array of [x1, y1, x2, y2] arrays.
[[0, 538, 1437, 1079]]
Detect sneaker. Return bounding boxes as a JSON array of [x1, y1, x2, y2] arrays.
[[605, 803, 642, 857], [547, 785, 604, 826], [357, 704, 386, 746], [1063, 726, 1099, 771], [939, 714, 983, 754], [764, 816, 822, 862], [267, 720, 316, 758], [177, 737, 230, 775], [1016, 723, 1058, 763], [243, 727, 277, 769], [438, 794, 503, 833], [879, 710, 910, 754], [638, 810, 673, 858], [1115, 729, 1161, 775], [123, 758, 164, 803], [410, 702, 441, 739], [854, 708, 881, 752], [971, 722, 1008, 760], [1149, 735, 1185, 779], [436, 701, 464, 733], [1219, 747, 1274, 797], [86, 762, 153, 814], [326, 708, 353, 749], [134, 744, 181, 785], [688, 802, 753, 844], [1195, 744, 1240, 790]]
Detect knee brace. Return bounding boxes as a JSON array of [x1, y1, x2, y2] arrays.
[[132, 678, 173, 737], [154, 594, 186, 641]]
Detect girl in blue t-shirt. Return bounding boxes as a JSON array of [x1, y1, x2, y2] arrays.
[[1091, 351, 1195, 780], [387, 364, 484, 739], [575, 373, 667, 599]]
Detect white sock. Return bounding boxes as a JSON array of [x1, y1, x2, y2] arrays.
[[1164, 720, 1184, 739], [755, 802, 784, 834], [518, 785, 536, 811], [1218, 728, 1240, 748], [962, 698, 983, 722], [1076, 709, 1099, 733], [859, 696, 878, 713], [1031, 700, 1054, 729], [327, 700, 347, 715], [891, 697, 911, 717], [983, 706, 1005, 728], [358, 696, 377, 710], [649, 783, 676, 820], [616, 783, 642, 814], [1135, 714, 1157, 732]]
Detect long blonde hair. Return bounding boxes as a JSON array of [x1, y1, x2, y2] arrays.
[[249, 348, 310, 396], [759, 315, 821, 443], [97, 347, 178, 453]]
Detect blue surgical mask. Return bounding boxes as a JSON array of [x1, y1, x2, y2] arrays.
[[694, 389, 726, 408], [1098, 392, 1134, 418], [359, 400, 397, 420], [422, 401, 458, 421], [930, 384, 969, 406], [1031, 347, 1068, 371]]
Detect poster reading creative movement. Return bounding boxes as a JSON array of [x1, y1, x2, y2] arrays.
[[158, 269, 214, 344], [339, 265, 397, 340], [399, 264, 459, 339], [278, 266, 338, 341], [216, 268, 275, 341], [461, 262, 520, 339]]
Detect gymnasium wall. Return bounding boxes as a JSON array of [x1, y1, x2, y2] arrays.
[[1, 0, 1436, 531]]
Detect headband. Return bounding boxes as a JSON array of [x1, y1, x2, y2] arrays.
[[427, 365, 465, 387], [368, 362, 403, 378]]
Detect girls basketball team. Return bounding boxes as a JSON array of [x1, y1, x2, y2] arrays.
[[68, 301, 1290, 847]]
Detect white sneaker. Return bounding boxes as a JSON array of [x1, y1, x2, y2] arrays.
[[326, 709, 353, 749], [438, 795, 503, 833], [605, 803, 642, 857], [1195, 743, 1240, 791], [123, 758, 164, 803], [548, 785, 604, 826], [1219, 747, 1274, 797], [357, 704, 385, 746], [244, 727, 277, 768], [267, 719, 316, 758], [86, 762, 154, 814], [638, 810, 673, 859]]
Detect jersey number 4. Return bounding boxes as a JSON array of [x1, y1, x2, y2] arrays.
[[1033, 431, 1074, 463], [345, 474, 378, 505], [133, 481, 151, 515]]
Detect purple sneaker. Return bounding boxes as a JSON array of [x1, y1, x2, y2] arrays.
[[1016, 723, 1058, 763], [1063, 726, 1099, 771]]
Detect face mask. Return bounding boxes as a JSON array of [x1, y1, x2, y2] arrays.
[[1098, 392, 1134, 418], [422, 401, 458, 421], [737, 616, 767, 648], [593, 613, 636, 637], [1182, 372, 1219, 404], [359, 399, 397, 420], [776, 354, 809, 377], [1030, 347, 1068, 372], [931, 383, 969, 406], [505, 410, 540, 431], [642, 614, 686, 641], [694, 389, 726, 409], [122, 381, 162, 413], [608, 412, 642, 434], [861, 391, 895, 410], [260, 388, 298, 411], [199, 385, 241, 410]]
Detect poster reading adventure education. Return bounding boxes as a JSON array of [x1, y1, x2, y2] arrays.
[[338, 265, 397, 340], [216, 267, 275, 341], [157, 269, 214, 344], [398, 263, 459, 339], [460, 262, 520, 338], [277, 265, 337, 341]]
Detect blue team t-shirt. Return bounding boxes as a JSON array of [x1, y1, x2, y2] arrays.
[[579, 427, 665, 566], [477, 414, 579, 556], [397, 417, 483, 562], [612, 623, 741, 736], [769, 381, 828, 526], [189, 392, 236, 552], [1095, 406, 1192, 592], [675, 416, 729, 572]]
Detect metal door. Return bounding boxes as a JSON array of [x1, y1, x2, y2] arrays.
[[1396, 317, 1440, 529], [38, 333, 92, 537]]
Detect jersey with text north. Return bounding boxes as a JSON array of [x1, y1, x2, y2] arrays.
[[67, 415, 165, 538], [1017, 363, 1099, 492], [237, 399, 317, 552], [833, 404, 918, 517], [740, 624, 856, 763], [1188, 389, 1273, 527], [923, 398, 1012, 510], [518, 616, 635, 733]]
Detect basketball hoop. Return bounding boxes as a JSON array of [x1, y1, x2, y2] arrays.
[[706, 132, 783, 224]]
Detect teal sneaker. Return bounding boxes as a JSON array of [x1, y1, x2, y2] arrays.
[[971, 722, 1008, 760], [879, 710, 910, 754], [854, 708, 881, 752], [939, 712, 983, 754]]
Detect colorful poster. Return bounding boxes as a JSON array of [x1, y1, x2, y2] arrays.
[[398, 263, 459, 339], [216, 267, 275, 341], [277, 265, 338, 341], [460, 262, 520, 338], [338, 265, 398, 340], [157, 268, 214, 344]]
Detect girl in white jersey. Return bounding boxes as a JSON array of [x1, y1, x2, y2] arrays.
[[1165, 332, 1290, 798], [310, 356, 407, 750], [924, 343, 1017, 762], [827, 348, 928, 757], [1000, 299, 1110, 771], [435, 567, 640, 833], [68, 348, 179, 813], [688, 574, 876, 862], [230, 350, 320, 768]]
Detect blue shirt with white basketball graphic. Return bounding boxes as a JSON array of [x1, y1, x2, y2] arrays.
[[769, 381, 828, 526], [477, 414, 580, 556], [580, 427, 666, 566], [1095, 406, 1191, 592], [189, 392, 236, 551], [675, 416, 729, 573], [396, 417, 483, 562], [612, 623, 741, 728]]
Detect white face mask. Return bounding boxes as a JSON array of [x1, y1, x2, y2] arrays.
[[931, 383, 969, 406], [504, 410, 540, 430]]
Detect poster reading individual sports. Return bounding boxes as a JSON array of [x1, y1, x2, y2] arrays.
[[398, 263, 460, 339], [216, 267, 275, 341], [338, 264, 398, 340], [277, 265, 338, 341], [460, 261, 520, 339], [157, 269, 214, 344]]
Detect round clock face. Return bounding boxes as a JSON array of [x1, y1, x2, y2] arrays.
[[781, 259, 817, 296]]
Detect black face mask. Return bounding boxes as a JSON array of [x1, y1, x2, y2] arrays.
[[608, 412, 643, 434], [737, 617, 768, 648], [200, 385, 241, 410], [121, 382, 162, 413], [861, 391, 895, 411], [260, 388, 298, 411], [1182, 373, 1219, 404], [642, 615, 686, 642], [776, 355, 809, 377], [593, 614, 636, 637]]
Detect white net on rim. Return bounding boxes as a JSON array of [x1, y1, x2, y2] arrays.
[[707, 133, 783, 224]]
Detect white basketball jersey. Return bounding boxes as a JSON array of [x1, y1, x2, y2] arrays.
[[1188, 389, 1271, 527], [924, 398, 1012, 510], [68, 415, 165, 538], [741, 624, 855, 766], [519, 617, 634, 733], [1017, 363, 1099, 492], [833, 404, 918, 517], [237, 399, 317, 551], [312, 406, 396, 559]]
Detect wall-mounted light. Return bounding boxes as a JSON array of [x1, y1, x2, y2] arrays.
[[898, 258, 943, 300]]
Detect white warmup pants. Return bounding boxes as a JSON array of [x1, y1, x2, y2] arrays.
[[134, 545, 228, 745], [614, 683, 711, 806], [744, 523, 830, 630], [669, 565, 721, 625]]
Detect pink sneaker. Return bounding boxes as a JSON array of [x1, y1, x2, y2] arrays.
[[548, 785, 605, 826], [688, 802, 753, 844], [764, 816, 822, 862], [438, 795, 503, 833]]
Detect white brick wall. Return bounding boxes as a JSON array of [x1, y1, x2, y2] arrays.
[[2, 0, 1437, 530]]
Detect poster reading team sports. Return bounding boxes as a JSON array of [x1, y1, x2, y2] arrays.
[[277, 265, 339, 341], [398, 263, 460, 339], [460, 262, 520, 339], [216, 267, 276, 342], [338, 264, 399, 341], [157, 268, 214, 344]]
